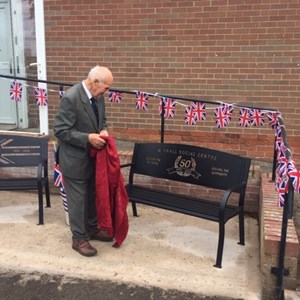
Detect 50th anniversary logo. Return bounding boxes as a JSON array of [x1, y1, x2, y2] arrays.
[[167, 155, 201, 179]]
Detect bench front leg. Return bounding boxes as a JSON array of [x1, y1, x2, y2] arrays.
[[238, 187, 246, 246], [43, 161, 51, 208], [45, 181, 51, 208], [214, 221, 225, 269], [37, 182, 44, 225], [238, 210, 245, 246], [131, 200, 138, 217]]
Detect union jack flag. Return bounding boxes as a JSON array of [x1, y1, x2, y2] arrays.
[[276, 145, 288, 178], [10, 80, 23, 102], [278, 175, 289, 207], [185, 106, 197, 125], [275, 126, 283, 152], [288, 160, 300, 194], [214, 104, 233, 128], [35, 87, 48, 106], [54, 142, 68, 213], [249, 109, 265, 126], [224, 103, 234, 124], [53, 142, 64, 188], [238, 108, 252, 127], [109, 91, 122, 103], [214, 106, 227, 128], [267, 112, 279, 129], [192, 102, 206, 122], [159, 97, 176, 118], [60, 186, 68, 212], [54, 163, 63, 188], [59, 90, 65, 98], [275, 175, 281, 192], [136, 91, 149, 110]]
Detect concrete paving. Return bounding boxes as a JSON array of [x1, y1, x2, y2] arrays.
[[0, 189, 262, 299]]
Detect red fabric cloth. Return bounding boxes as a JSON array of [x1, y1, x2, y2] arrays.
[[90, 136, 129, 247]]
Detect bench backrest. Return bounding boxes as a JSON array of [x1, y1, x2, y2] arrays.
[[130, 143, 251, 190], [0, 134, 48, 168]]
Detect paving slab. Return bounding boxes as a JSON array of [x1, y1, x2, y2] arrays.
[[0, 190, 261, 299]]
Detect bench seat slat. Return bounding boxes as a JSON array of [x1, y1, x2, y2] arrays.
[[126, 185, 240, 222], [0, 178, 46, 190]]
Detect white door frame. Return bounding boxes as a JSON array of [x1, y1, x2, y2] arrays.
[[34, 0, 48, 135]]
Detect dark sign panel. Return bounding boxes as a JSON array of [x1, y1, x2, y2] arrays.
[[0, 136, 47, 166], [132, 143, 250, 190]]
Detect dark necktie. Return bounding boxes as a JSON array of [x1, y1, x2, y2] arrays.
[[91, 98, 99, 127]]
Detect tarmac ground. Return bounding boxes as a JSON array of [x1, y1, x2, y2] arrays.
[[0, 269, 235, 300]]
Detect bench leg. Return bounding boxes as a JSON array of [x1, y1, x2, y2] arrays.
[[238, 211, 245, 246], [131, 201, 138, 217], [214, 221, 225, 268], [45, 180, 51, 208], [37, 184, 44, 225]]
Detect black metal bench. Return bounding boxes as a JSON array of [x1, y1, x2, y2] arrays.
[[123, 143, 251, 268], [0, 134, 50, 225]]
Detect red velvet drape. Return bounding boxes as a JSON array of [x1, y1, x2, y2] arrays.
[[90, 136, 129, 247]]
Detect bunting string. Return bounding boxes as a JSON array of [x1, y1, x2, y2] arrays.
[[1, 76, 299, 202]]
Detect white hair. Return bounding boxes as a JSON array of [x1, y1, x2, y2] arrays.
[[88, 65, 112, 84]]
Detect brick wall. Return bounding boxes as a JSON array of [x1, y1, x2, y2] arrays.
[[43, 0, 300, 163]]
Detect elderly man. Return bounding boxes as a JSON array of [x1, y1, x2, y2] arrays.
[[54, 65, 114, 256]]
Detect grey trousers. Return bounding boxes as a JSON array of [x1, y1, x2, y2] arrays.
[[63, 174, 98, 240]]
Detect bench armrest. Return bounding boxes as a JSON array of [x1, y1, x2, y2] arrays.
[[37, 162, 43, 185], [219, 182, 247, 219], [36, 158, 48, 183], [121, 163, 134, 168], [43, 158, 48, 176]]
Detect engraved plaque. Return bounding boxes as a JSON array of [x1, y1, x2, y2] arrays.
[[132, 143, 250, 190]]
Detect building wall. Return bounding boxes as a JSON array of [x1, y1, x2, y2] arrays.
[[43, 0, 300, 163]]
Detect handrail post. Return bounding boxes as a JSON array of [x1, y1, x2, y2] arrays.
[[276, 179, 293, 300], [272, 115, 295, 300], [272, 135, 277, 181], [160, 99, 165, 143]]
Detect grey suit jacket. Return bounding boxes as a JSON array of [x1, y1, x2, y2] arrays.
[[54, 82, 107, 179]]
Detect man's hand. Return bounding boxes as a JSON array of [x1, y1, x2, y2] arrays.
[[99, 129, 109, 137], [88, 133, 107, 149]]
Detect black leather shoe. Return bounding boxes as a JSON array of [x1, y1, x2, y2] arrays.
[[89, 230, 113, 242], [72, 239, 97, 256]]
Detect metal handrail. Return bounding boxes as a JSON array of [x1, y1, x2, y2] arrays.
[[271, 115, 294, 300]]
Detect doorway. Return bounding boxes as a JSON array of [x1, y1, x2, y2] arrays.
[[0, 0, 32, 130]]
